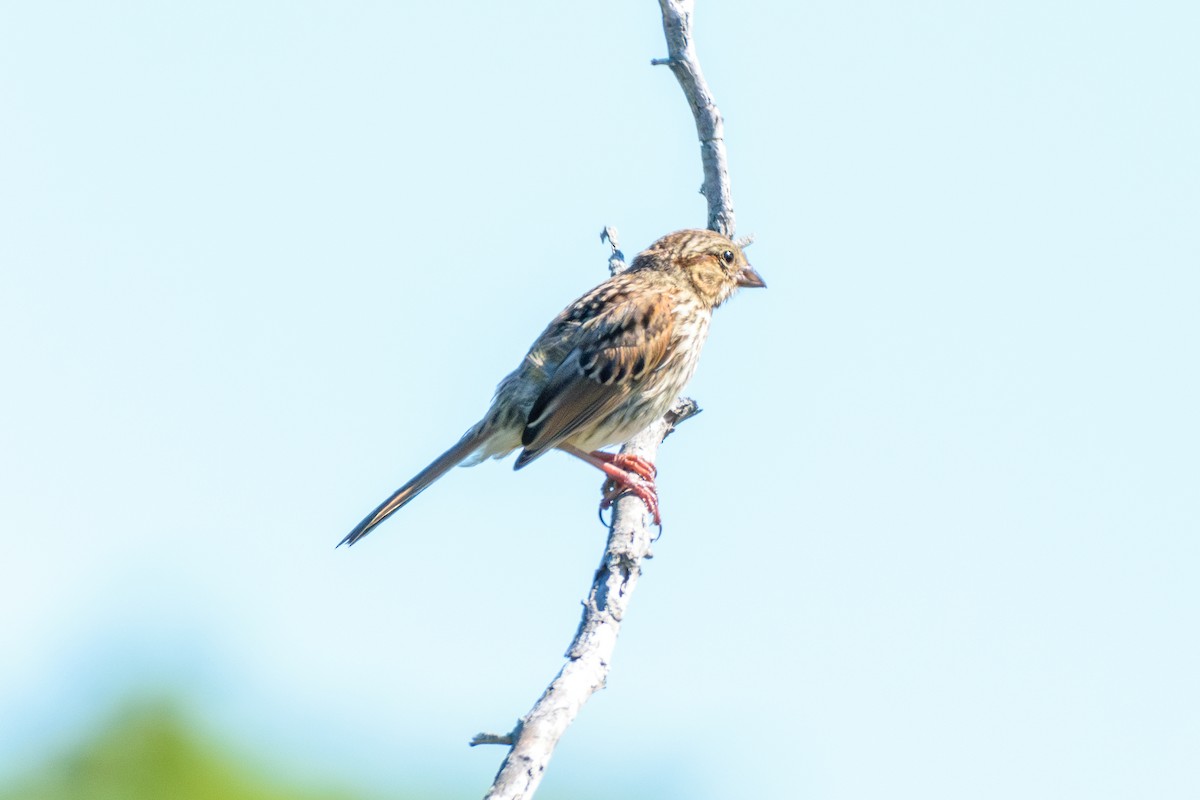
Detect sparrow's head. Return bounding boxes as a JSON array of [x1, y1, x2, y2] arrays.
[[634, 229, 765, 309]]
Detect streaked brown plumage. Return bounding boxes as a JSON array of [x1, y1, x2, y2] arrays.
[[340, 228, 764, 546]]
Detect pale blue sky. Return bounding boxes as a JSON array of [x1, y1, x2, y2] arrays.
[[2, 2, 1197, 798]]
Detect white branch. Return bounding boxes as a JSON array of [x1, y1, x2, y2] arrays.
[[477, 3, 733, 797], [655, 0, 737, 237], [479, 400, 701, 800]]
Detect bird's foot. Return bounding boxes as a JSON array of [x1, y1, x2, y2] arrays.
[[588, 450, 658, 482], [560, 445, 662, 526], [599, 473, 661, 527]]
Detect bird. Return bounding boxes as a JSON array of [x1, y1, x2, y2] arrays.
[[339, 228, 765, 547]]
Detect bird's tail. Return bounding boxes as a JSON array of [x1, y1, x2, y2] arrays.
[[339, 428, 486, 547]]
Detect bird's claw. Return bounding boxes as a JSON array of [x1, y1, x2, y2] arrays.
[[609, 453, 658, 482], [598, 474, 662, 527]]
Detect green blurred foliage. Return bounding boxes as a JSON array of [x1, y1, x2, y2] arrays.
[[0, 701, 374, 800]]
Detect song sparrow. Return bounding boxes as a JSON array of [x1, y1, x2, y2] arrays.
[[340, 228, 764, 546]]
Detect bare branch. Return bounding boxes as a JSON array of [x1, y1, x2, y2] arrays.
[[479, 4, 732, 797], [481, 404, 697, 800], [654, 0, 736, 237]]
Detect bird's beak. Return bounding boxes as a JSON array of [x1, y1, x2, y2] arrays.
[[737, 265, 766, 288]]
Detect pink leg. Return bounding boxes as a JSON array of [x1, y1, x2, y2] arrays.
[[560, 445, 662, 526]]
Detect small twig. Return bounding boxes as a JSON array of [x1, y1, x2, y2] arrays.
[[661, 396, 701, 443], [600, 226, 627, 275], [470, 730, 517, 747]]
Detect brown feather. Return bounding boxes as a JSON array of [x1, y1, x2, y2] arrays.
[[515, 289, 675, 467], [339, 427, 488, 546]]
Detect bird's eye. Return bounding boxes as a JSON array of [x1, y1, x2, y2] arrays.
[[722, 250, 735, 264]]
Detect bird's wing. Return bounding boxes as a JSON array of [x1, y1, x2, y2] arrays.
[[515, 288, 674, 467]]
